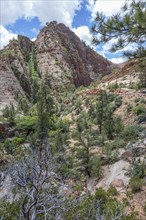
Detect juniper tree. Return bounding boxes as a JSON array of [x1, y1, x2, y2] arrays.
[[104, 106, 115, 140], [29, 46, 41, 103], [91, 0, 146, 59], [36, 83, 54, 148], [139, 59, 146, 88], [2, 102, 16, 125], [96, 90, 108, 134]]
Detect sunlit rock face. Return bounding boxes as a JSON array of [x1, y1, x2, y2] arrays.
[[0, 21, 113, 108]]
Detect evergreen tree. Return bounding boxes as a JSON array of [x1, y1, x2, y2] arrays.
[[3, 102, 16, 125], [91, 0, 146, 59], [139, 60, 146, 88], [36, 83, 54, 147], [104, 106, 115, 139], [28, 46, 41, 103], [76, 133, 102, 178], [76, 134, 91, 177], [96, 90, 108, 134], [17, 95, 29, 113]]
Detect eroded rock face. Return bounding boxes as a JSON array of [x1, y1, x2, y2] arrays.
[[35, 21, 113, 87], [0, 36, 32, 110], [111, 179, 124, 188], [0, 21, 113, 109]]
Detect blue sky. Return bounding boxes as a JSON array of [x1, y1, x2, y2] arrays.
[[0, 0, 133, 63]]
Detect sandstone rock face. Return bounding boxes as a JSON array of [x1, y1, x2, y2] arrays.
[[0, 21, 113, 109], [111, 179, 124, 188], [0, 36, 32, 110], [35, 21, 112, 87]]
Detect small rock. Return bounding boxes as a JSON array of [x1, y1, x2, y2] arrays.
[[121, 151, 133, 160], [111, 179, 124, 188]]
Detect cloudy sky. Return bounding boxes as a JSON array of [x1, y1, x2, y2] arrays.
[[0, 0, 132, 63]]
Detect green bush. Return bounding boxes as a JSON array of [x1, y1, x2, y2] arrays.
[[114, 95, 122, 108], [130, 177, 144, 193], [56, 119, 70, 133], [2, 136, 24, 156], [16, 115, 37, 132], [128, 160, 146, 179], [0, 198, 21, 220], [89, 156, 102, 178], [2, 103, 16, 125], [107, 186, 119, 196], [126, 103, 133, 113], [134, 103, 146, 115], [107, 82, 119, 90], [121, 125, 143, 141], [111, 138, 126, 149]]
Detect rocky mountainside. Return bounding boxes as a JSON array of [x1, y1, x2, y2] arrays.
[[0, 22, 146, 220], [0, 21, 114, 109]]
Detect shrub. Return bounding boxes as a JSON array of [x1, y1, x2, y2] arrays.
[[121, 125, 143, 141], [2, 103, 16, 125], [107, 186, 119, 196], [107, 82, 119, 90], [89, 156, 102, 178], [111, 138, 126, 149], [104, 144, 119, 164], [114, 95, 122, 108], [16, 115, 37, 132], [130, 177, 144, 193], [126, 103, 133, 113], [0, 199, 21, 220], [134, 103, 146, 115], [56, 119, 70, 133], [128, 160, 146, 179]]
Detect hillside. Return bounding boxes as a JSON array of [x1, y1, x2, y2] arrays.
[[0, 22, 146, 220], [0, 21, 114, 111]]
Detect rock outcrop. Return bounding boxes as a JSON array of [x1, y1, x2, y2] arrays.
[[0, 36, 32, 110], [35, 21, 113, 87], [0, 21, 114, 109]]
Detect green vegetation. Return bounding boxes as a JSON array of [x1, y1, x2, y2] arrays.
[[0, 29, 146, 218], [139, 60, 146, 88], [91, 0, 146, 59], [130, 177, 144, 193], [2, 102, 16, 125]]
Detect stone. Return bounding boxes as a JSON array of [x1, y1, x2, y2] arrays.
[[111, 179, 124, 188], [0, 21, 114, 110], [121, 151, 133, 160]]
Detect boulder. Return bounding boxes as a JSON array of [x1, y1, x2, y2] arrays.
[[111, 179, 124, 188], [121, 151, 133, 160]]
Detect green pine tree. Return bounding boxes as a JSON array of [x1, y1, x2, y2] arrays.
[[36, 83, 54, 146], [139, 59, 146, 88], [91, 0, 146, 59], [28, 46, 41, 103], [96, 90, 108, 134]]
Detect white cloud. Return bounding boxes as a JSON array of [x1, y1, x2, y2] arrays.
[[31, 37, 36, 42], [102, 39, 138, 55], [1, 1, 34, 26], [31, 28, 39, 34], [102, 38, 118, 53], [87, 0, 125, 20], [72, 25, 93, 46], [1, 0, 83, 48], [110, 57, 126, 64], [1, 0, 82, 27], [0, 25, 17, 49], [98, 51, 107, 59]]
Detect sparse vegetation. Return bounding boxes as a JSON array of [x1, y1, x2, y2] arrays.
[[0, 5, 146, 218]]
